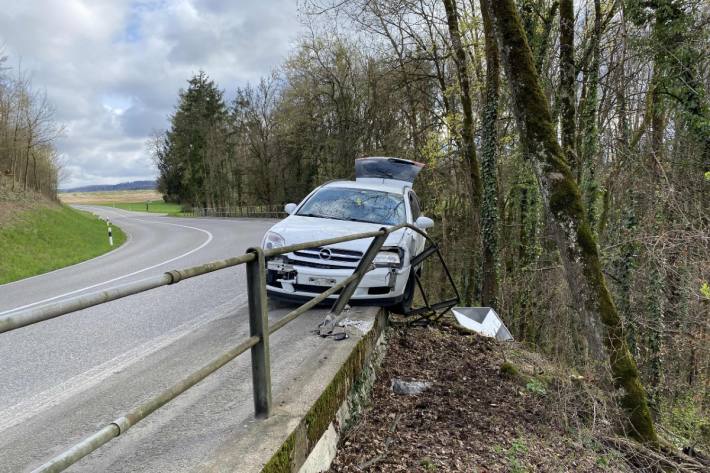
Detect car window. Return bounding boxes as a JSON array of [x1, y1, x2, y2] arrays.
[[297, 187, 406, 225], [408, 191, 421, 220]]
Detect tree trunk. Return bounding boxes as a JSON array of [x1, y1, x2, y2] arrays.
[[23, 136, 31, 191], [534, 2, 559, 74], [442, 0, 483, 206], [479, 0, 499, 309], [442, 0, 483, 304], [559, 0, 576, 177], [649, 62, 665, 179], [578, 0, 601, 228], [32, 150, 38, 189], [489, 0, 658, 444]]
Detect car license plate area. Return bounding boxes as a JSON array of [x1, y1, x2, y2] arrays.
[[267, 259, 288, 271], [308, 276, 336, 286]]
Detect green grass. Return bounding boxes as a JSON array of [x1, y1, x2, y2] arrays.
[[0, 204, 126, 284], [99, 200, 182, 215]]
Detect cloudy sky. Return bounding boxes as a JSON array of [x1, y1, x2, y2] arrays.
[[0, 0, 304, 188]]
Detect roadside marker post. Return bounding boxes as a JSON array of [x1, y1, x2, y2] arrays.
[[107, 219, 113, 246]]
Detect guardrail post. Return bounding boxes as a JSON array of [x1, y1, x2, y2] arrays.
[[246, 247, 272, 418], [330, 229, 388, 316]]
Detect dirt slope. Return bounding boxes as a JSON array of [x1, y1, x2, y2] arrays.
[[329, 324, 632, 472]]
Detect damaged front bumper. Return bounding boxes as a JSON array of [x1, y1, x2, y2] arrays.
[[265, 256, 410, 305]]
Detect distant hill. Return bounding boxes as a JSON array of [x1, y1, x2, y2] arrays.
[[59, 180, 157, 193]]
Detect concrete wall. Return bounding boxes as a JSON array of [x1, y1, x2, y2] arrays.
[[203, 306, 386, 473]]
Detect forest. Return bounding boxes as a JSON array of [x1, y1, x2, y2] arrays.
[[0, 54, 62, 200], [153, 0, 708, 450]]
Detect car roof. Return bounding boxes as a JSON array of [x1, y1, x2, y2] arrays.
[[321, 179, 410, 195]]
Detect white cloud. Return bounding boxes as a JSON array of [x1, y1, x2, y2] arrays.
[[0, 0, 303, 188]]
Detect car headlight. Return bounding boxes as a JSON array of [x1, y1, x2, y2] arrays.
[[373, 250, 402, 267], [262, 231, 285, 250]]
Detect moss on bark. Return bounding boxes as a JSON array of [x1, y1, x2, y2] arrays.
[[443, 0, 483, 305], [479, 0, 500, 310], [490, 0, 658, 444], [441, 0, 483, 205], [559, 0, 577, 175]]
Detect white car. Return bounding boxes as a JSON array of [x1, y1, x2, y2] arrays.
[[262, 157, 434, 313]]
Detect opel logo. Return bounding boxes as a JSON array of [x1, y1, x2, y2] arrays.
[[319, 248, 332, 260]]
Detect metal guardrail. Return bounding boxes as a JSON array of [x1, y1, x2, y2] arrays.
[[182, 205, 286, 219], [2, 223, 419, 473]]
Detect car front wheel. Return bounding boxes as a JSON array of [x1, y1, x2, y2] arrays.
[[389, 271, 415, 315]]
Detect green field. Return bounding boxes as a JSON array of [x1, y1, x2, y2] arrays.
[[0, 205, 126, 284], [101, 200, 183, 215]]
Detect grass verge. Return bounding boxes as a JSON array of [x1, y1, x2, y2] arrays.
[[98, 200, 182, 215], [0, 204, 126, 284]]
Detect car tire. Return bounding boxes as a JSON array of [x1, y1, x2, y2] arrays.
[[390, 271, 415, 315]]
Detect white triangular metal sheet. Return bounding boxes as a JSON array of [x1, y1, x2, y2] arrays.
[[452, 307, 514, 341]]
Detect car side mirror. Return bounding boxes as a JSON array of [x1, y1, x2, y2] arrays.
[[415, 216, 434, 229], [284, 203, 297, 215]]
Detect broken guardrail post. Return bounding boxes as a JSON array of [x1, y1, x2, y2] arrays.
[[320, 228, 389, 336], [246, 246, 272, 418]]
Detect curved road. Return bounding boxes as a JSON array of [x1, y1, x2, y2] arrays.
[[2, 206, 216, 315], [0, 208, 333, 472]]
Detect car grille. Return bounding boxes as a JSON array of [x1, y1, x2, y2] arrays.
[[288, 247, 363, 269], [284, 258, 350, 270]]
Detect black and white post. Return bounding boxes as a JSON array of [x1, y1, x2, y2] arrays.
[[107, 219, 113, 246]]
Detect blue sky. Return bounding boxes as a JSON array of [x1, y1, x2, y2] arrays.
[[0, 0, 304, 188]]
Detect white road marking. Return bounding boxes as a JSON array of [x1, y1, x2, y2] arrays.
[[0, 295, 249, 433], [0, 218, 214, 316]]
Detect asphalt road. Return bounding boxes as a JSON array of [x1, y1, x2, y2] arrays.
[[0, 207, 330, 472]]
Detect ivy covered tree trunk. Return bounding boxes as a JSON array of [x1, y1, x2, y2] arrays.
[[519, 0, 558, 75], [578, 0, 602, 228], [517, 176, 541, 342], [559, 0, 604, 359], [489, 0, 658, 443], [646, 260, 665, 404], [442, 0, 482, 198], [442, 0, 483, 304], [559, 0, 576, 176], [479, 0, 500, 310], [643, 0, 710, 169], [617, 202, 639, 355]]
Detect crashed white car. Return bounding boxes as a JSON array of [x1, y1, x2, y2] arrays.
[[262, 157, 433, 313]]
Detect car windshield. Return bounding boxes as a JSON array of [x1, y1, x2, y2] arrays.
[[297, 187, 405, 225]]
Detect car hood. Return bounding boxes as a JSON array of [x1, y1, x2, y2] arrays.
[[268, 215, 406, 252]]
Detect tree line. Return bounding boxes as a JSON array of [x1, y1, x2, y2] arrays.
[[0, 54, 62, 199], [154, 0, 708, 447]]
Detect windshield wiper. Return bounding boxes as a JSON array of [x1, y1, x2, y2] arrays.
[[299, 213, 352, 222], [299, 213, 386, 224], [298, 213, 325, 219], [343, 217, 380, 224]]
